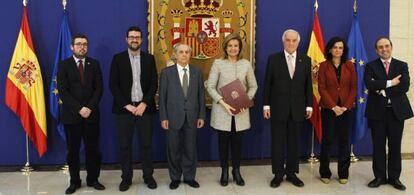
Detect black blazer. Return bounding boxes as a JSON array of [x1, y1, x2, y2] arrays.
[[263, 52, 313, 122], [364, 58, 413, 121], [57, 57, 103, 124], [109, 50, 158, 114]]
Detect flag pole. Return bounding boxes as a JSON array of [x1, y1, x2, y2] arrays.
[[60, 0, 69, 172], [20, 135, 34, 173], [350, 144, 359, 163], [19, 0, 34, 174], [307, 128, 319, 163]]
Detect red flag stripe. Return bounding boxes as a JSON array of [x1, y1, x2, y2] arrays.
[[21, 7, 35, 52], [313, 12, 325, 52], [5, 78, 47, 156]]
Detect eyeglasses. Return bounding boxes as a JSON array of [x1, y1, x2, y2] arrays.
[[74, 42, 88, 47], [127, 36, 142, 40]]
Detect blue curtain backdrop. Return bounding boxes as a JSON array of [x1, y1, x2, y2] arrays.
[[0, 0, 389, 165]]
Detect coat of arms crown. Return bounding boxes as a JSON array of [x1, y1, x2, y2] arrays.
[[182, 0, 223, 17]]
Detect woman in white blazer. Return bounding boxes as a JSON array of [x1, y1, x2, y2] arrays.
[[207, 33, 258, 186]]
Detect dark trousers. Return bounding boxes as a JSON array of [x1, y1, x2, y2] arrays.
[[117, 112, 153, 182], [369, 107, 404, 180], [271, 116, 302, 177], [65, 122, 101, 185], [319, 109, 351, 179], [217, 116, 244, 169], [166, 117, 198, 181]]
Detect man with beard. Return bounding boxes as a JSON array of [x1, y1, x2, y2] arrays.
[[109, 26, 158, 191], [57, 34, 105, 194]]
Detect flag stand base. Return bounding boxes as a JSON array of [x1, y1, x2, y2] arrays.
[[20, 162, 34, 173], [307, 153, 319, 164]]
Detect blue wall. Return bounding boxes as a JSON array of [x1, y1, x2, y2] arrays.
[[0, 0, 389, 165]]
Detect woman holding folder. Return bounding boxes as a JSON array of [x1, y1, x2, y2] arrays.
[[207, 33, 258, 186]]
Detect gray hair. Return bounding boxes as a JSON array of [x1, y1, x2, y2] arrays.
[[282, 29, 301, 42], [173, 43, 192, 54]]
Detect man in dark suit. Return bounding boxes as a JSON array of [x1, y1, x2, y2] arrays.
[[263, 29, 313, 188], [365, 37, 413, 191], [57, 34, 105, 194], [109, 26, 158, 191], [159, 43, 206, 190]]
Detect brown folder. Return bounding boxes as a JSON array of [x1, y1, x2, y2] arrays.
[[219, 79, 253, 115]]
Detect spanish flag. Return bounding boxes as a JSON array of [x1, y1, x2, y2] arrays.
[[306, 0, 324, 143], [4, 6, 47, 156]]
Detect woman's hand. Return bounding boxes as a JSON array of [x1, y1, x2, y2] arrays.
[[219, 99, 236, 116]]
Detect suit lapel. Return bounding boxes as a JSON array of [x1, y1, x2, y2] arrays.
[[83, 58, 91, 84], [388, 58, 397, 78], [188, 65, 196, 97], [173, 65, 186, 98], [280, 54, 291, 79], [293, 55, 303, 80], [69, 57, 82, 83]]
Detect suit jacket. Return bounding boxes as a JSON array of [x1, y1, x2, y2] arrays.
[[318, 60, 357, 110], [109, 50, 158, 114], [57, 56, 103, 124], [263, 52, 313, 122], [207, 59, 258, 131], [159, 64, 206, 130], [364, 58, 413, 121]]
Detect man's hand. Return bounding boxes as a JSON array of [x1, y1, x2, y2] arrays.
[[197, 119, 205, 128], [134, 102, 147, 116], [161, 120, 169, 130], [391, 75, 402, 86], [263, 109, 271, 119], [306, 110, 313, 119], [79, 107, 92, 118], [124, 104, 136, 114]]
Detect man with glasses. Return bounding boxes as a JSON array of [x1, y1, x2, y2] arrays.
[[57, 34, 105, 194], [109, 26, 158, 191]]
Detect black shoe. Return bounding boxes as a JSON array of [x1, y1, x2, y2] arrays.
[[286, 174, 304, 187], [220, 168, 229, 186], [169, 180, 180, 189], [87, 181, 105, 190], [119, 180, 131, 192], [270, 176, 283, 188], [144, 176, 157, 189], [232, 169, 245, 186], [367, 178, 387, 188], [184, 180, 200, 188], [388, 179, 406, 191], [65, 183, 81, 194]]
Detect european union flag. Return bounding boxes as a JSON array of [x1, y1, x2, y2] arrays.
[[49, 11, 72, 142], [347, 8, 369, 144]]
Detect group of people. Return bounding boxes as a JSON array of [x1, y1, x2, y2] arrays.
[[56, 26, 412, 194]]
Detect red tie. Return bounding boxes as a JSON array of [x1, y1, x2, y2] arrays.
[[384, 61, 390, 75], [78, 60, 84, 84]]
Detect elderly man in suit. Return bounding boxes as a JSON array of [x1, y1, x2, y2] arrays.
[[365, 37, 413, 191], [263, 29, 313, 188], [109, 26, 158, 191], [159, 43, 206, 190], [57, 34, 105, 194]]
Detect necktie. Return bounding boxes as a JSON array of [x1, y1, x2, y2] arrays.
[[287, 55, 295, 78], [384, 61, 390, 75], [78, 60, 84, 84], [182, 68, 188, 97]]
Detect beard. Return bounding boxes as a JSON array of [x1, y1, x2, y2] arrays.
[[73, 51, 86, 59], [128, 43, 140, 51]]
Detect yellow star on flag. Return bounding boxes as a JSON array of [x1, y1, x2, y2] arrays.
[[359, 97, 365, 104], [359, 59, 365, 66], [351, 58, 356, 63]]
